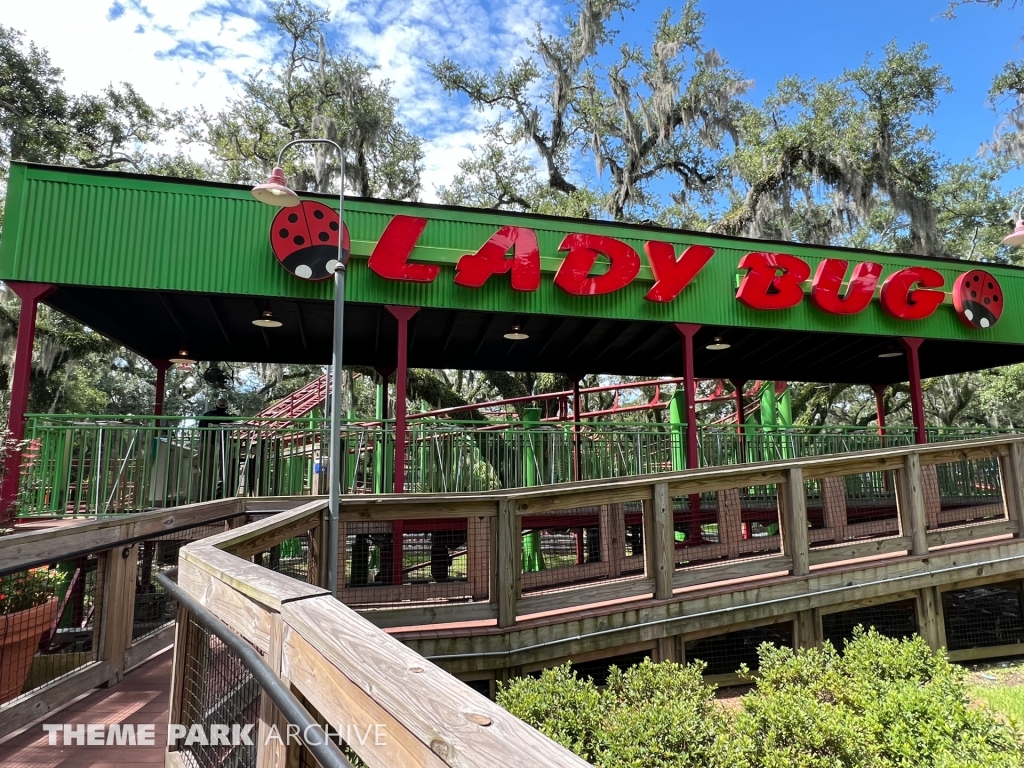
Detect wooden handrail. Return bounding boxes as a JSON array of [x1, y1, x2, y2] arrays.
[[174, 495, 590, 767]]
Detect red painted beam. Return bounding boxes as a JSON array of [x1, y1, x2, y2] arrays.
[[151, 360, 171, 418], [730, 378, 746, 463], [1, 282, 55, 524], [899, 338, 926, 445]]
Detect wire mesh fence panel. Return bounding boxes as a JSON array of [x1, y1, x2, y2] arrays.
[[685, 622, 794, 677], [923, 458, 1006, 531], [177, 614, 260, 768], [821, 599, 919, 651], [807, 471, 901, 551], [254, 535, 314, 585], [519, 503, 646, 596], [673, 485, 782, 570], [133, 522, 230, 642], [340, 517, 489, 609], [0, 554, 101, 706], [942, 582, 1024, 652]]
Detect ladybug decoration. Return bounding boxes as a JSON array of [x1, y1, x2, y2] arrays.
[[270, 201, 350, 281], [952, 269, 1003, 329]]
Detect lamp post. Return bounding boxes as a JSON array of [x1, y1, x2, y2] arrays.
[[252, 139, 347, 597]]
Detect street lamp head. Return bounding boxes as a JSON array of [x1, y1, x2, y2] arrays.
[[252, 167, 301, 207]]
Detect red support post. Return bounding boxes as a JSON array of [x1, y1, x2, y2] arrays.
[[386, 306, 419, 586], [571, 375, 583, 482], [674, 323, 702, 543], [899, 338, 927, 445], [871, 383, 887, 443], [151, 360, 171, 417], [1, 282, 55, 524], [730, 378, 746, 463]]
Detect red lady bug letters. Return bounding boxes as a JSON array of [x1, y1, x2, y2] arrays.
[[270, 201, 350, 281]]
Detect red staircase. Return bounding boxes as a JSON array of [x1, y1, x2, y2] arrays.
[[256, 375, 328, 420]]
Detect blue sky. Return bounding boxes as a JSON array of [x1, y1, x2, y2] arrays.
[[3, 0, 1021, 197]]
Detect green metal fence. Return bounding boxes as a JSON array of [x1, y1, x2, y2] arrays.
[[13, 413, 1018, 517]]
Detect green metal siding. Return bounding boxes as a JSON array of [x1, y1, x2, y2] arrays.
[[2, 162, 1022, 344]]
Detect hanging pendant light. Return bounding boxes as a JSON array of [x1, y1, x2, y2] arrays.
[[169, 346, 195, 365], [706, 336, 730, 351], [878, 343, 903, 359], [251, 166, 301, 207], [252, 308, 283, 328], [504, 322, 529, 341]]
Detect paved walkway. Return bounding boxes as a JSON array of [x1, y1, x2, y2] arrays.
[[1, 652, 170, 768]]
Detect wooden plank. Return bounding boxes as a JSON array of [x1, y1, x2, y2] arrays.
[[717, 488, 744, 559], [466, 516, 491, 602], [673, 555, 793, 590], [1006, 442, 1024, 535], [925, 519, 1019, 548], [808, 535, 911, 566], [947, 642, 1024, 663], [920, 464, 942, 530], [0, 661, 113, 741], [282, 597, 592, 768], [177, 557, 276, 652], [649, 482, 674, 600], [338, 583, 476, 606], [517, 577, 655, 616], [361, 601, 499, 629], [180, 544, 328, 610], [205, 500, 327, 559], [936, 504, 1005, 526], [895, 455, 929, 556], [781, 467, 809, 576], [665, 470, 788, 497], [496, 498, 519, 628], [124, 624, 174, 670], [513, 485, 653, 516], [339, 500, 498, 521], [820, 476, 849, 543], [98, 540, 139, 687], [916, 586, 942, 651], [919, 444, 1007, 466], [521, 560, 609, 591], [808, 519, 900, 543], [256, 614, 288, 768]]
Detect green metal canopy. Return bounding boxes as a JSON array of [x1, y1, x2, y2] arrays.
[[2, 161, 1023, 384]]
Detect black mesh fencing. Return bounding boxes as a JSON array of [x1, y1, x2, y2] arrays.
[[256, 535, 315, 585], [943, 582, 1024, 652], [672, 486, 782, 570], [526, 649, 653, 688], [0, 554, 101, 706], [685, 622, 794, 676], [821, 599, 918, 651], [175, 614, 260, 768], [133, 522, 228, 641]]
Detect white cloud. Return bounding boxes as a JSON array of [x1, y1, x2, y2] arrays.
[[4, 0, 560, 200]]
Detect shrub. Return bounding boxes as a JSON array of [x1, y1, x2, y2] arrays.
[[497, 659, 731, 767], [732, 628, 1024, 767]]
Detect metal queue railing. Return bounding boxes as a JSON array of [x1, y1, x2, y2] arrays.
[[14, 413, 1017, 517]]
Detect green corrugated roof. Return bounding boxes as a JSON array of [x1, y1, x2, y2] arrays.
[[1, 161, 1020, 345]]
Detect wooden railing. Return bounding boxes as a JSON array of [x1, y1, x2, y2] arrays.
[[335, 435, 1024, 631], [0, 498, 258, 740], [171, 499, 588, 768]]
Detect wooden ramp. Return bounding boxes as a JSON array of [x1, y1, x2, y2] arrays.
[[0, 652, 170, 768]]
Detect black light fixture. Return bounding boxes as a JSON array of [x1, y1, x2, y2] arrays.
[[504, 321, 529, 341], [878, 343, 903, 359], [252, 307, 283, 328], [706, 336, 730, 351], [169, 346, 195, 365]]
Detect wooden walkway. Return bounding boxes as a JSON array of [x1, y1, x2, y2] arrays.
[[0, 652, 170, 768]]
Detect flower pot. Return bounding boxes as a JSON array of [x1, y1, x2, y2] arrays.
[[0, 597, 60, 704]]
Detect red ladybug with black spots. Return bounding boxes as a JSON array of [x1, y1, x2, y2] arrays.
[[270, 201, 350, 281], [953, 269, 1003, 329]]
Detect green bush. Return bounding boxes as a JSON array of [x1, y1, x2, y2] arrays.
[[496, 631, 1024, 767], [497, 659, 731, 767], [732, 628, 1024, 767]]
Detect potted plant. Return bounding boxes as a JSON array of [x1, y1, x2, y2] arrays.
[[0, 565, 64, 704]]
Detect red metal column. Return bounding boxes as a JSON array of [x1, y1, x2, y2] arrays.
[[151, 360, 171, 417], [674, 323, 702, 544], [571, 375, 583, 482], [386, 306, 419, 586], [871, 383, 887, 443], [730, 378, 746, 463], [1, 282, 55, 523], [899, 338, 927, 445]]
